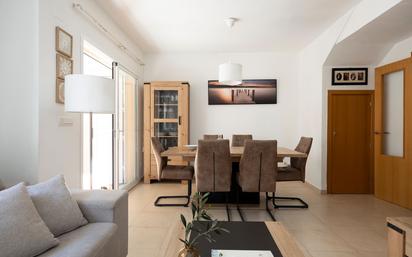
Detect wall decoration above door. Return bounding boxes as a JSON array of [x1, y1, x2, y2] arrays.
[[208, 79, 277, 105], [332, 67, 368, 86]]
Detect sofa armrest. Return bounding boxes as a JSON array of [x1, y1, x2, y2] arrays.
[[71, 189, 128, 257], [71, 189, 128, 223]]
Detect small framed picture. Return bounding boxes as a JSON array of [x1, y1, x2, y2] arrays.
[[56, 53, 73, 80], [332, 68, 368, 86], [55, 26, 73, 57], [56, 78, 65, 104]]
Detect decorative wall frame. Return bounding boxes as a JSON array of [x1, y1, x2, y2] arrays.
[[332, 68, 368, 86], [208, 79, 277, 105], [56, 53, 73, 80], [56, 78, 65, 104], [55, 27, 73, 57]]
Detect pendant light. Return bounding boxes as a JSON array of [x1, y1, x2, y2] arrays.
[[219, 62, 242, 85], [218, 18, 242, 85]]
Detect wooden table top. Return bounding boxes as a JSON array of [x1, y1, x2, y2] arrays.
[[160, 220, 308, 257], [161, 146, 307, 159]]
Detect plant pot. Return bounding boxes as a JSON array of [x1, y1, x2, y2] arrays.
[[178, 246, 200, 257]]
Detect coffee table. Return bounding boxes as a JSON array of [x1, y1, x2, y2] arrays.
[[160, 220, 307, 257]]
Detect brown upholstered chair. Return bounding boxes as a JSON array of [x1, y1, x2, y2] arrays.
[[151, 137, 194, 207], [195, 139, 232, 220], [231, 134, 253, 147], [274, 137, 313, 209], [237, 140, 277, 221], [203, 134, 223, 140]]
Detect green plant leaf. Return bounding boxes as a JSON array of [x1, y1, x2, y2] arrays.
[[220, 228, 230, 233], [180, 214, 187, 227]]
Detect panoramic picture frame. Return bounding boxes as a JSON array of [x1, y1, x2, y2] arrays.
[[208, 79, 277, 105], [332, 67, 368, 86]]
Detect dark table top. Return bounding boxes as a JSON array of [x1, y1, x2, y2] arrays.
[[191, 221, 283, 257]]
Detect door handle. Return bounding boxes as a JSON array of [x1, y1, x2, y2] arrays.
[[374, 131, 390, 135], [178, 116, 181, 125]]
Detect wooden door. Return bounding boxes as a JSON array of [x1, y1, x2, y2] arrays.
[[375, 56, 412, 208], [327, 91, 374, 194]]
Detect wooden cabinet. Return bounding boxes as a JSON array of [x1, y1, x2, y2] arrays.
[[143, 81, 190, 183], [387, 217, 412, 257]]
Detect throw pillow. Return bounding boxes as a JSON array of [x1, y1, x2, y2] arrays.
[[27, 175, 88, 236], [0, 183, 59, 257]]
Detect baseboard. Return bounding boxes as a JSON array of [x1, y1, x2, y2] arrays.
[[305, 181, 327, 194]]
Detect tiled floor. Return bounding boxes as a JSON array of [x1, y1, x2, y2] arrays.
[[127, 182, 412, 257]]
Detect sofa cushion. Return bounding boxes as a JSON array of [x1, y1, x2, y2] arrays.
[[27, 175, 88, 236], [0, 183, 59, 257], [38, 223, 118, 257]]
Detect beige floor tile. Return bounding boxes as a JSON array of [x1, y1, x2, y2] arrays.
[[289, 228, 355, 252], [129, 226, 169, 250], [127, 247, 159, 257], [330, 227, 387, 252]]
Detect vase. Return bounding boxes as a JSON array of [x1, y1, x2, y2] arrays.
[[178, 246, 200, 257]]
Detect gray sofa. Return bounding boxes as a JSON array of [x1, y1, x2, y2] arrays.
[[38, 189, 128, 257]]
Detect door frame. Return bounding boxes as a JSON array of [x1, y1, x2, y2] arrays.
[[327, 90, 375, 194]]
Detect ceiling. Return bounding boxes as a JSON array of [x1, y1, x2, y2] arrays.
[[325, 0, 412, 66], [95, 0, 362, 53]]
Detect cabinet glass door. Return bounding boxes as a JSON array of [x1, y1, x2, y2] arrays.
[[152, 89, 179, 149]]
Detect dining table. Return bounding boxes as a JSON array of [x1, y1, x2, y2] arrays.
[[161, 146, 307, 161], [161, 145, 308, 204]]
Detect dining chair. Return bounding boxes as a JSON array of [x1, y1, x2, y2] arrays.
[[272, 137, 313, 209], [151, 137, 194, 207], [237, 140, 277, 221], [203, 134, 223, 140], [231, 134, 253, 147], [195, 139, 232, 220]]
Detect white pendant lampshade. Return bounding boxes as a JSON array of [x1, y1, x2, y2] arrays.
[[65, 74, 115, 113], [219, 62, 242, 85]]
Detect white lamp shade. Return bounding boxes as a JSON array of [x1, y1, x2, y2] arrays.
[[65, 74, 115, 113], [219, 62, 242, 85]]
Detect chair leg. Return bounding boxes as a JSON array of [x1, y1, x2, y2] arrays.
[[236, 188, 245, 221], [154, 180, 192, 207], [265, 193, 276, 221], [225, 192, 231, 221], [269, 193, 309, 209]]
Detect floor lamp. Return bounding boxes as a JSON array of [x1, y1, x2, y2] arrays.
[[64, 74, 116, 190]]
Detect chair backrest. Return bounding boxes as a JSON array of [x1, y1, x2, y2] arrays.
[[151, 137, 168, 180], [291, 137, 313, 178], [239, 140, 277, 193], [203, 134, 223, 140], [231, 134, 253, 147], [195, 139, 232, 192]]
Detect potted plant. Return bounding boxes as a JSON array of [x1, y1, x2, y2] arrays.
[[178, 192, 230, 257]]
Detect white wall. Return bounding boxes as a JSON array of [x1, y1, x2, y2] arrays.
[[0, 0, 144, 188], [298, 0, 400, 190], [144, 52, 300, 149], [38, 0, 144, 188], [379, 35, 412, 66], [0, 0, 39, 187]]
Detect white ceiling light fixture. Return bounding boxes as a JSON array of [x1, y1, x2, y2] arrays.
[[219, 17, 242, 85], [219, 62, 242, 85]]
